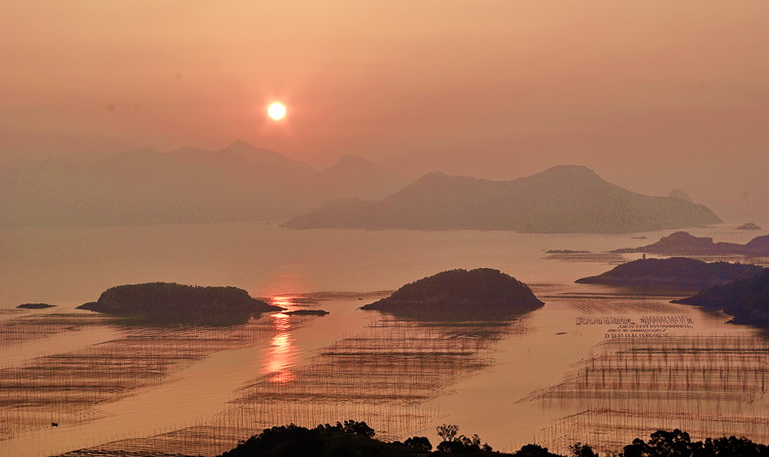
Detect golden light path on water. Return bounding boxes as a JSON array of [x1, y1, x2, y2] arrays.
[[0, 294, 374, 457], [266, 296, 297, 384]]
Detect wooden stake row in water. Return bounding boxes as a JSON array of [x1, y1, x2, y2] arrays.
[[0, 314, 110, 348], [0, 314, 285, 442], [62, 315, 524, 456], [536, 335, 769, 455]]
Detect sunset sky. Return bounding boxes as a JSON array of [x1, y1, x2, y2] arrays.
[[2, 1, 767, 220]]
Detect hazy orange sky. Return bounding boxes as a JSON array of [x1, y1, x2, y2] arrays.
[[2, 1, 768, 220]]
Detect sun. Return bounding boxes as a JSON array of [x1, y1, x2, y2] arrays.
[[267, 102, 287, 121]]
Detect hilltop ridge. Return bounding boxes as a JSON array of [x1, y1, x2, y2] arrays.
[[284, 165, 721, 234]]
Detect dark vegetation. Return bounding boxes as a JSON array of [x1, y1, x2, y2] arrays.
[[16, 303, 56, 309], [218, 422, 769, 457], [620, 429, 769, 457], [612, 231, 769, 256], [361, 268, 544, 318], [576, 257, 765, 293], [219, 421, 407, 457], [282, 165, 721, 233], [674, 270, 769, 326], [77, 282, 283, 324]]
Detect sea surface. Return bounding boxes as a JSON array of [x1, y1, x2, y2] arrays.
[[1, 222, 768, 456]]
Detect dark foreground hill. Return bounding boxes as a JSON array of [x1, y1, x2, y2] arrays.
[[77, 282, 282, 324], [613, 232, 769, 256], [361, 268, 543, 318], [673, 270, 769, 326], [283, 165, 721, 233], [576, 258, 765, 293]]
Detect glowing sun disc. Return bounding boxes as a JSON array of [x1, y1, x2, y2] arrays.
[[267, 102, 287, 121]]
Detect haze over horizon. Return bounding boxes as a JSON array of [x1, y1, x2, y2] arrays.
[[4, 3, 769, 453], [2, 1, 767, 222]]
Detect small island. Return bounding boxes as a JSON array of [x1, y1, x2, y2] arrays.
[[736, 222, 762, 230], [545, 249, 590, 254], [17, 303, 56, 310], [673, 270, 769, 327], [285, 309, 329, 316], [612, 231, 769, 256], [361, 268, 543, 317], [77, 282, 283, 324], [576, 258, 765, 293]]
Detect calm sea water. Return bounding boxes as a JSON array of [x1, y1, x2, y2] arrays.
[[1, 222, 767, 456]]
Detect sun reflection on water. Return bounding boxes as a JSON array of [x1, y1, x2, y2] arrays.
[[265, 296, 297, 384]]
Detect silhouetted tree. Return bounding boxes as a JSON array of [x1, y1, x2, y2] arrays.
[[404, 436, 433, 452], [569, 442, 597, 457], [702, 435, 769, 456], [622, 429, 699, 457], [437, 424, 460, 442], [436, 431, 493, 454], [221, 424, 319, 457], [514, 443, 561, 457], [339, 420, 375, 437]]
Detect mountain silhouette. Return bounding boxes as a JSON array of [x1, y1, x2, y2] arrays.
[[318, 154, 409, 201], [0, 141, 403, 227], [283, 165, 722, 233]]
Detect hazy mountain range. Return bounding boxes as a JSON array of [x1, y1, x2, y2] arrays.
[[283, 165, 721, 233], [0, 141, 407, 227], [1, 142, 722, 233]]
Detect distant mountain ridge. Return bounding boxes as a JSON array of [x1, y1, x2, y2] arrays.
[[283, 165, 722, 234], [0, 141, 406, 228]]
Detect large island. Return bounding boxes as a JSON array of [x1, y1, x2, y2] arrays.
[[576, 258, 765, 293], [361, 268, 544, 318], [78, 282, 283, 324], [283, 165, 721, 233]]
